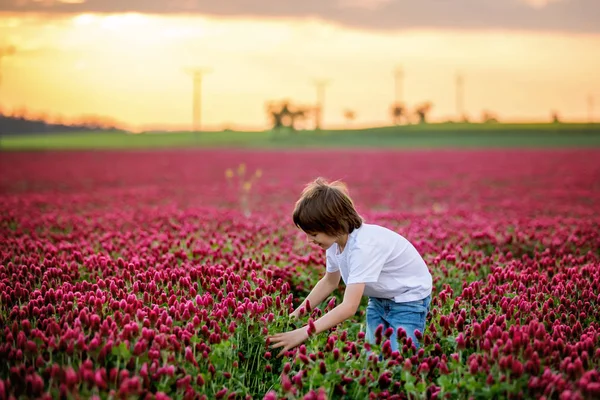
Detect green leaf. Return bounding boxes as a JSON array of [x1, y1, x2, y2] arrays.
[[111, 342, 131, 362], [402, 370, 416, 385], [437, 374, 451, 389], [190, 335, 201, 344]]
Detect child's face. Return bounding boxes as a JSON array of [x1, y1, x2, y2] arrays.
[[304, 231, 338, 250]]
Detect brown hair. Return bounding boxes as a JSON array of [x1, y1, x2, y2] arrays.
[[292, 177, 363, 236]]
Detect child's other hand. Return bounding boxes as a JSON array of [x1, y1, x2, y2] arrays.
[[268, 327, 309, 357]]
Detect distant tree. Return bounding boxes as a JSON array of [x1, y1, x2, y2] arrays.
[[343, 109, 356, 126], [49, 114, 65, 125], [390, 102, 407, 125], [77, 114, 120, 130], [414, 102, 433, 124], [482, 110, 499, 123], [266, 100, 310, 132], [266, 102, 284, 130], [12, 106, 30, 119], [551, 110, 561, 123]]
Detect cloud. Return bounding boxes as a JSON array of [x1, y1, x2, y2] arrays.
[[1, 0, 599, 34]]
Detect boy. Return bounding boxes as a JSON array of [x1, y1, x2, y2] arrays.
[[268, 177, 432, 357]]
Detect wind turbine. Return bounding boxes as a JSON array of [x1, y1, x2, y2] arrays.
[[394, 65, 404, 105], [311, 78, 331, 130], [183, 66, 211, 134], [456, 72, 465, 121]]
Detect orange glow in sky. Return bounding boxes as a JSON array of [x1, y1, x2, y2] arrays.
[[1, 12, 599, 131]]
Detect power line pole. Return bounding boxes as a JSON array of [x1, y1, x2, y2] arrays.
[[394, 66, 404, 105], [184, 67, 211, 134], [588, 94, 594, 123], [456, 72, 465, 121], [312, 79, 330, 131]]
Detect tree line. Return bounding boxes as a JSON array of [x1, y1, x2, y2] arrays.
[[0, 109, 125, 136]]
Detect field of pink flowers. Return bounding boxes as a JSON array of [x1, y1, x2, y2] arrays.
[[1, 149, 599, 400]]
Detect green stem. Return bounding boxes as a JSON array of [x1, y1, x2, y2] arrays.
[[115, 359, 120, 387]]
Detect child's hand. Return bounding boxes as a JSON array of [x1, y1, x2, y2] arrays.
[[268, 327, 309, 357]]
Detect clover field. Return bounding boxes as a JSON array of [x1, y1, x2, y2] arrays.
[[1, 149, 599, 400]]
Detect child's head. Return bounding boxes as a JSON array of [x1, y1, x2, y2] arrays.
[[292, 177, 363, 240]]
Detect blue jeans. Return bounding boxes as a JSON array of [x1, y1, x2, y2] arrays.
[[365, 294, 431, 353]]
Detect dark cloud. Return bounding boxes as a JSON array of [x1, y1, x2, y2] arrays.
[[1, 0, 599, 34]]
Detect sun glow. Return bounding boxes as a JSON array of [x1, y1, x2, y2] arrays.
[[521, 0, 567, 9]]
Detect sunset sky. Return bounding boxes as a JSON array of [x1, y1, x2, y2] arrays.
[[1, 0, 599, 131]]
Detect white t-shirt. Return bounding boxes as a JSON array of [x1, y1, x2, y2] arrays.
[[326, 223, 432, 302]]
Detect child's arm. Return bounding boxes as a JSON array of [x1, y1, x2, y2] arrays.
[[291, 270, 341, 318], [269, 283, 364, 357], [312, 282, 364, 335]]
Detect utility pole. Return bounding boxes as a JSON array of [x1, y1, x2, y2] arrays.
[[184, 67, 211, 134], [588, 94, 594, 123], [456, 72, 464, 121], [394, 65, 404, 105], [312, 79, 330, 130]]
